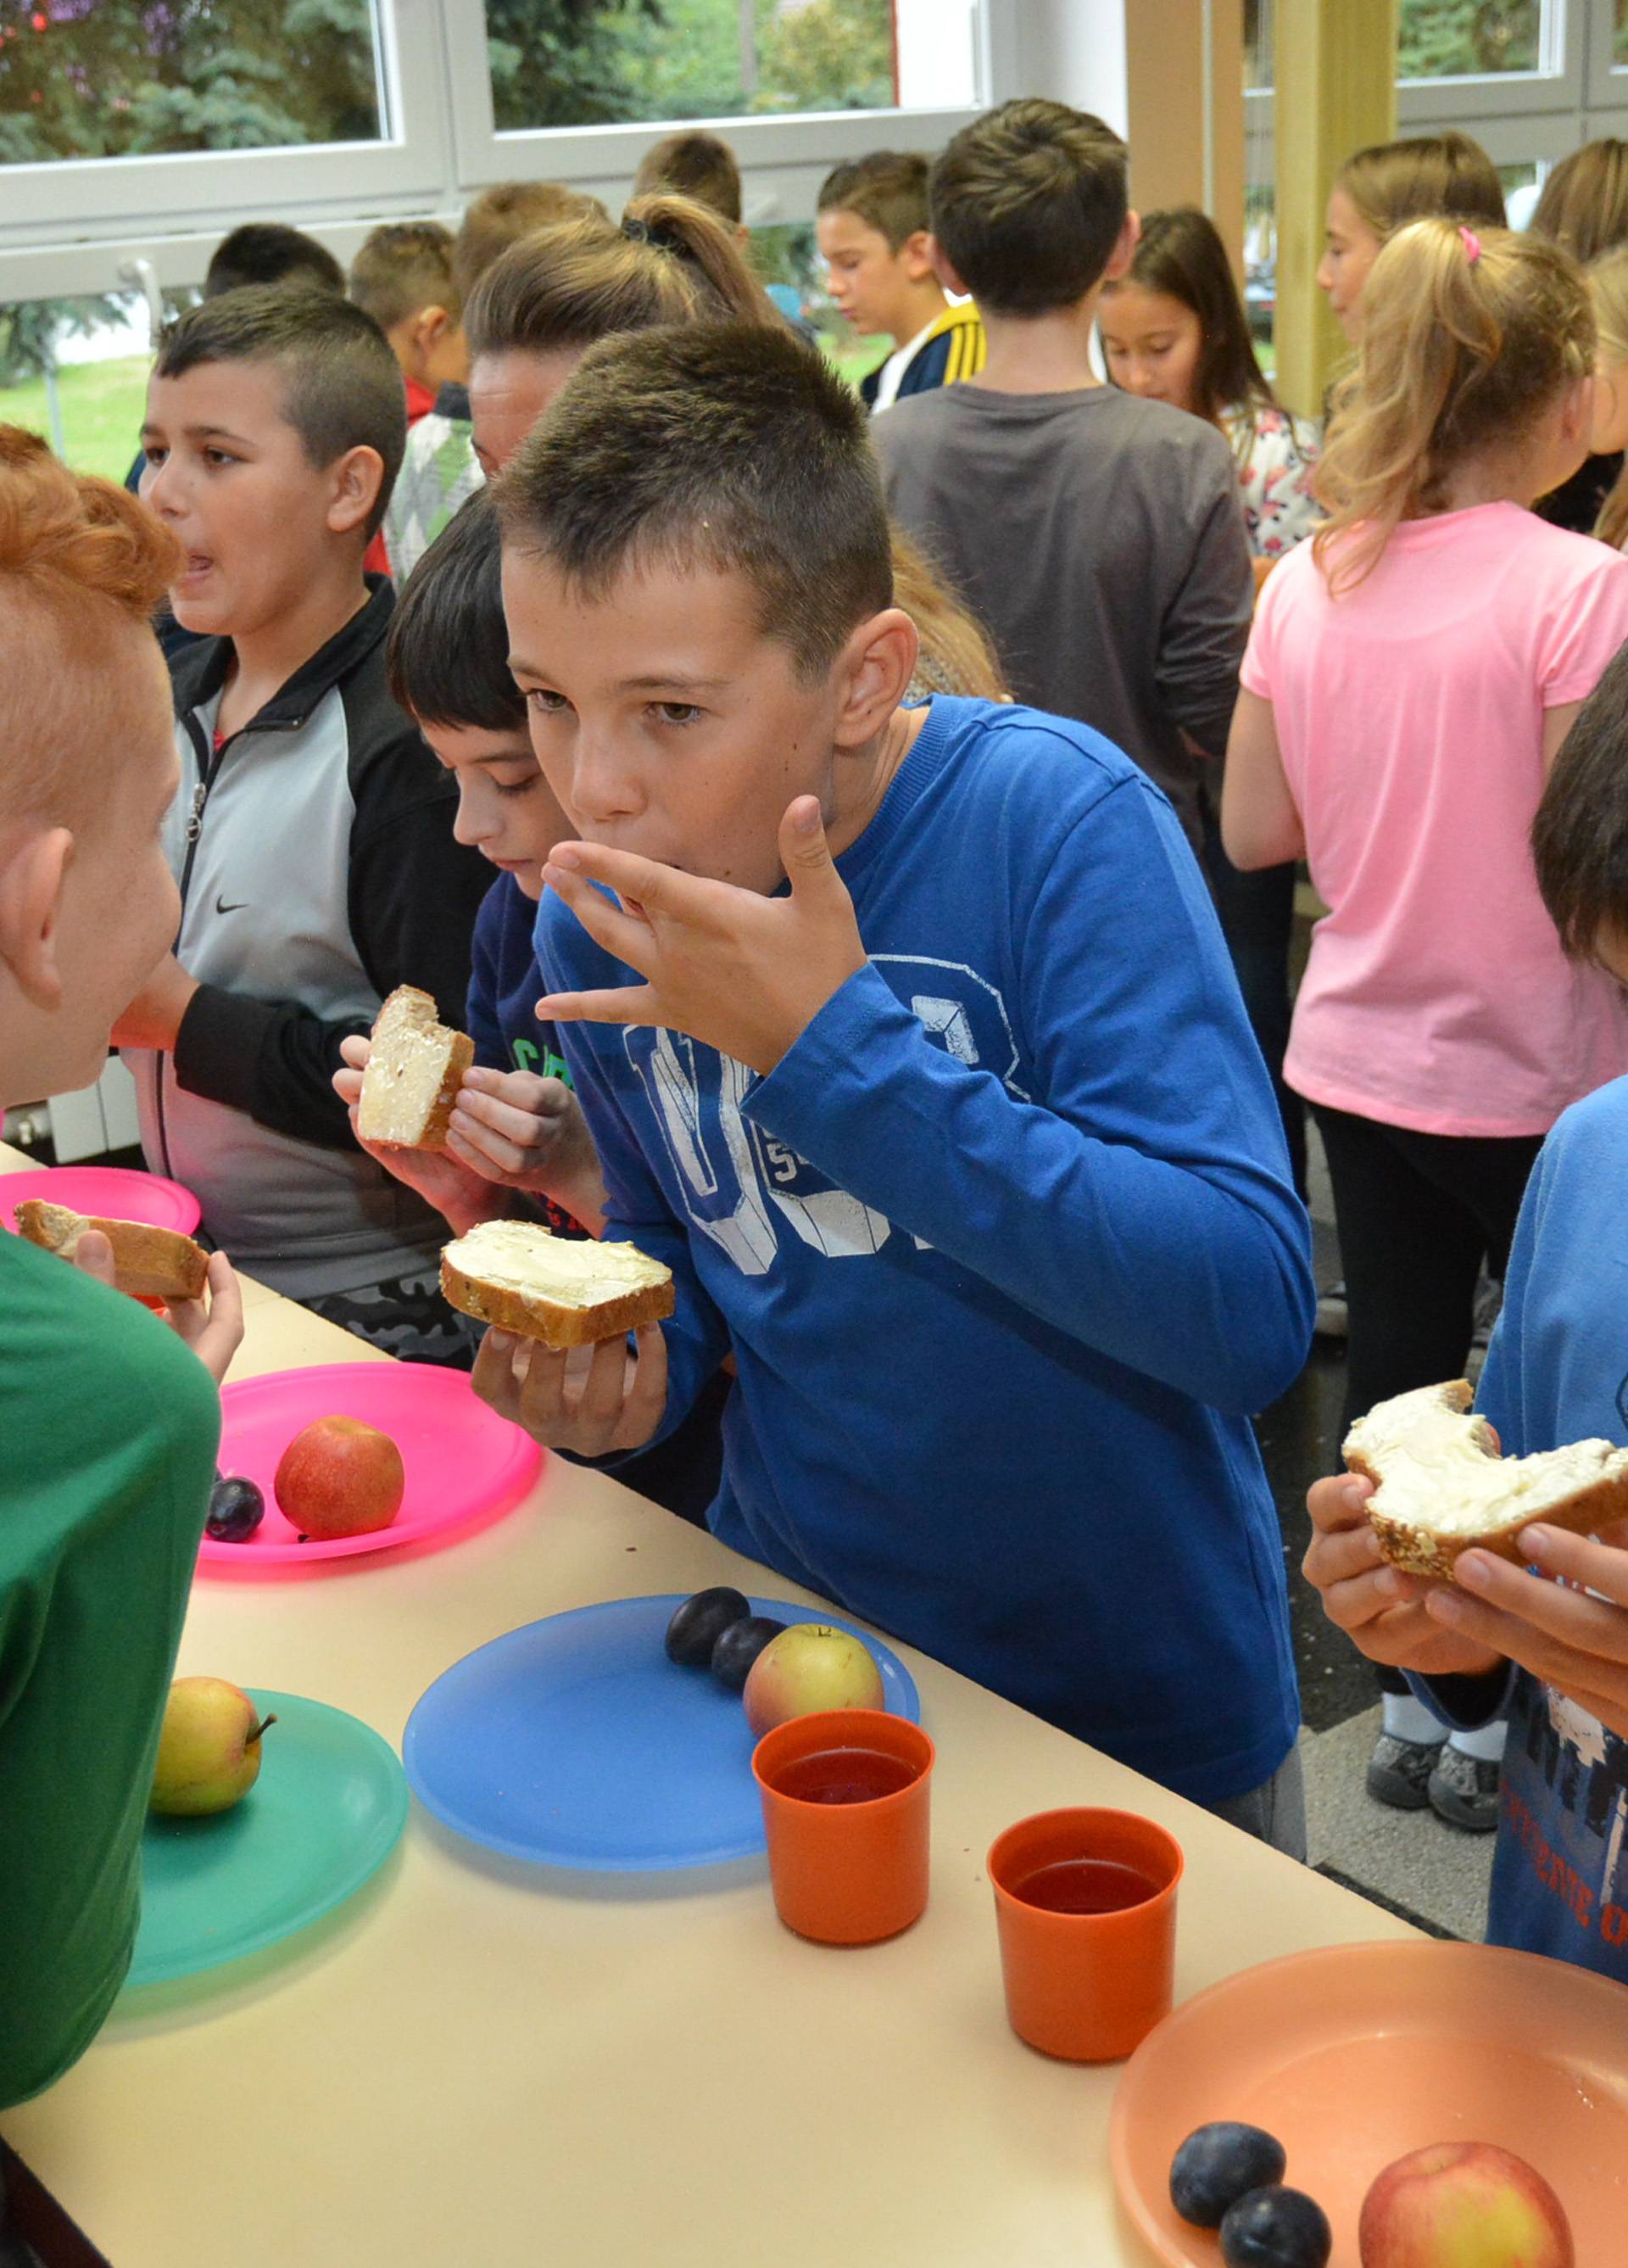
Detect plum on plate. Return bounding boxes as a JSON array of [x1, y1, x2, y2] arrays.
[[664, 1587, 750, 1667], [1219, 2186, 1332, 2268], [1170, 2123, 1289, 2227], [205, 1474, 265, 1544], [710, 1615, 786, 1693]]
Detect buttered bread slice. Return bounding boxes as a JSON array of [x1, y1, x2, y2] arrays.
[[440, 1218, 675, 1350], [14, 1198, 209, 1303], [1344, 1378, 1628, 1578], [358, 986, 475, 1151]]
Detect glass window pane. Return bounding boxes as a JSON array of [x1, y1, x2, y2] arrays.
[[1617, 0, 1628, 66], [0, 2, 386, 167], [1397, 0, 1541, 79], [487, 0, 978, 133], [0, 293, 159, 480]]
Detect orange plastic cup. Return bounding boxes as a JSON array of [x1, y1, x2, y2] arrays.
[[751, 1708, 934, 1945], [988, 1807, 1183, 2061]]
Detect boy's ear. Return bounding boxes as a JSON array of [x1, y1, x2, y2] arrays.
[[0, 824, 73, 1012], [413, 304, 454, 353], [326, 445, 387, 540], [831, 608, 920, 749], [899, 226, 939, 285], [1101, 209, 1142, 286], [926, 234, 969, 299]]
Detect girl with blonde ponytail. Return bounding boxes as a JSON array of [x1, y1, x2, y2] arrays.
[[1224, 215, 1628, 1494]]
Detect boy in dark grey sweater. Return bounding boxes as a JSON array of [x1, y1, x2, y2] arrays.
[[875, 101, 1252, 851]]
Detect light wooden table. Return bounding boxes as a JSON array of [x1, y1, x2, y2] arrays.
[[1, 1151, 1414, 2267]]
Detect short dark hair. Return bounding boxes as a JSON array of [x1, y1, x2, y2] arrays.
[[494, 322, 892, 676], [349, 221, 460, 331], [816, 151, 930, 251], [204, 222, 345, 300], [633, 131, 743, 226], [153, 287, 406, 540], [1532, 644, 1628, 959], [453, 181, 610, 305], [385, 492, 522, 733], [930, 99, 1128, 316], [1106, 206, 1275, 422]]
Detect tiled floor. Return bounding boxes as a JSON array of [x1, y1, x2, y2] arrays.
[[1261, 1127, 1498, 1943]]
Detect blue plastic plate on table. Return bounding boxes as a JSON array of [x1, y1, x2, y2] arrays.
[[403, 1595, 920, 1872], [127, 1690, 409, 1987]]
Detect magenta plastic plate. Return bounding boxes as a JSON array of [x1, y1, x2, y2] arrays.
[[202, 1362, 542, 1570], [0, 1164, 201, 1237]]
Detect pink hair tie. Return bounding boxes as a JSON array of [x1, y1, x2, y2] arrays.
[[1459, 225, 1482, 264]]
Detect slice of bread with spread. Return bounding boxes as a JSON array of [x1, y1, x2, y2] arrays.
[[357, 986, 475, 1151], [14, 1199, 209, 1304], [440, 1218, 674, 1351], [1343, 1377, 1628, 1578]]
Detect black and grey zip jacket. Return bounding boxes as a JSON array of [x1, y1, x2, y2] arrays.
[[125, 578, 493, 1298]]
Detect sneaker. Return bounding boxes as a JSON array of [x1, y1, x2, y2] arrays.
[[1365, 1730, 1444, 1810], [1315, 1279, 1348, 1340], [1428, 1743, 1503, 1833]]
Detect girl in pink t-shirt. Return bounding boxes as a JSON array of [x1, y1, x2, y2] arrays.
[[1225, 218, 1628, 1818]]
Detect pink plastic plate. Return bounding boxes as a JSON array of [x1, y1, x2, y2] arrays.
[[202, 1362, 542, 1570], [0, 1164, 201, 1237]]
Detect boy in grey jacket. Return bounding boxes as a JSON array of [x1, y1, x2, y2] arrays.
[[123, 288, 490, 1357]]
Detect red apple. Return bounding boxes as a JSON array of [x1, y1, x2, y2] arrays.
[[274, 1414, 405, 1540], [742, 1623, 884, 1737], [1359, 2142, 1574, 2268]]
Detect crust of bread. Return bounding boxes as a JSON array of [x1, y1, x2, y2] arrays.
[[360, 986, 475, 1152], [439, 1249, 675, 1350], [1345, 1377, 1628, 1577], [14, 1199, 209, 1303]]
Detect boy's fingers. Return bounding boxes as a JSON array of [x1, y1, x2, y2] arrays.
[[1517, 1522, 1628, 1610], [70, 1229, 118, 1287], [1450, 1545, 1628, 1656], [542, 868, 662, 973], [534, 984, 664, 1029], [1306, 1472, 1374, 1533], [779, 795, 840, 896], [337, 1034, 371, 1069], [622, 1323, 668, 1441], [1303, 1520, 1386, 1589]]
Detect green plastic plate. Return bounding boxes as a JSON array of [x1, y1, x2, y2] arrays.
[[126, 1690, 408, 1989]]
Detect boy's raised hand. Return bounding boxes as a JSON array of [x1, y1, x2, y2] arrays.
[[71, 1231, 244, 1387], [1302, 1473, 1505, 1680], [447, 1067, 607, 1232], [536, 796, 867, 1075]]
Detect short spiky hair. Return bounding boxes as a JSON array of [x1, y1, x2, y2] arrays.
[[204, 222, 345, 300], [1533, 640, 1628, 959], [153, 286, 407, 539], [494, 322, 892, 676], [349, 220, 460, 331], [386, 492, 523, 733], [633, 131, 743, 225], [930, 99, 1128, 316], [817, 151, 930, 250]]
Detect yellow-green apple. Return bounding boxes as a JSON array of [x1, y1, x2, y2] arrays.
[[1358, 2142, 1574, 2268], [274, 1414, 404, 1539], [150, 1679, 276, 1817], [742, 1623, 884, 1737]]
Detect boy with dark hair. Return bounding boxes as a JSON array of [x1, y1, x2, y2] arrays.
[[126, 287, 491, 1359], [480, 321, 1314, 1838], [633, 130, 743, 227], [0, 427, 243, 2109], [1303, 643, 1628, 1979], [816, 150, 984, 410], [348, 220, 468, 422], [326, 494, 727, 1520], [384, 182, 607, 584], [204, 221, 345, 300], [875, 100, 1254, 852]]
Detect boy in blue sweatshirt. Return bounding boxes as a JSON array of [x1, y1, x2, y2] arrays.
[[475, 322, 1315, 1835], [1305, 645, 1628, 1975]]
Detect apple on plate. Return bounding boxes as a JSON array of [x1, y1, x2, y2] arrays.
[[150, 1678, 276, 1817], [274, 1414, 405, 1540], [1359, 2142, 1574, 2268], [742, 1623, 884, 1737]]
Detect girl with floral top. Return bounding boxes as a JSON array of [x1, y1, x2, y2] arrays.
[[1101, 204, 1320, 568], [1101, 206, 1319, 1193]]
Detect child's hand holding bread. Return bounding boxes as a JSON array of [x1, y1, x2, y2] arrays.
[[18, 1204, 244, 1387]]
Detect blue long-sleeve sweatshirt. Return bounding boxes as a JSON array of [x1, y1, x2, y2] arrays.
[[535, 699, 1313, 1803], [1414, 1076, 1628, 1980]]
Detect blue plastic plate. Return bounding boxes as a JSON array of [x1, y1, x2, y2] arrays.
[[127, 1690, 409, 1987], [402, 1595, 920, 1872]]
